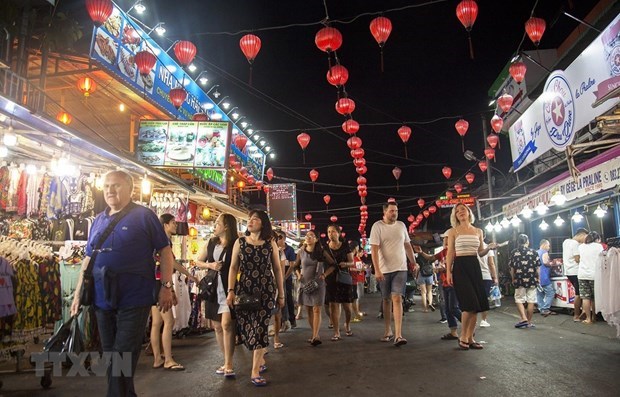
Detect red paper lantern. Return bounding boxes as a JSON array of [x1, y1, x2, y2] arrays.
[[315, 27, 343, 53], [407, 215, 415, 223], [423, 210, 430, 218], [358, 190, 368, 197], [56, 111, 72, 125], [235, 134, 248, 151], [85, 0, 113, 26], [497, 93, 514, 113], [509, 61, 527, 84], [429, 205, 437, 214], [417, 198, 425, 208], [525, 17, 546, 46], [465, 172, 475, 184], [442, 166, 452, 179], [478, 161, 488, 172], [353, 158, 366, 167], [305, 213, 312, 221], [351, 148, 365, 159], [174, 41, 197, 67], [320, 233, 326, 238], [330, 215, 338, 223], [356, 166, 368, 175], [455, 119, 469, 137], [342, 119, 359, 135], [357, 176, 367, 185], [327, 64, 349, 86], [239, 34, 261, 64], [347, 136, 362, 150], [341, 232, 346, 238], [266, 167, 274, 181], [392, 167, 401, 180], [297, 132, 311, 150], [416, 214, 424, 222], [484, 147, 496, 160], [77, 76, 97, 97], [487, 133, 499, 148], [169, 87, 187, 109], [397, 125, 411, 143], [336, 98, 356, 115], [255, 180, 263, 190], [240, 167, 248, 177], [323, 195, 331, 206], [456, 0, 478, 31], [369, 16, 392, 46], [357, 185, 367, 192], [134, 51, 156, 76], [360, 205, 367, 211], [446, 191, 453, 199], [490, 115, 503, 133], [309, 169, 319, 182], [192, 112, 209, 121], [454, 183, 463, 194]]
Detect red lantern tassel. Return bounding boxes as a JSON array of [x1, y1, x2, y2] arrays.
[[312, 182, 315, 193], [397, 180, 399, 191], [468, 33, 475, 60], [380, 47, 385, 73], [461, 137, 465, 152], [404, 145, 408, 159], [303, 151, 306, 164], [248, 64, 253, 86]]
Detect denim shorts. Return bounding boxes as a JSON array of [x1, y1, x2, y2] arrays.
[[416, 274, 434, 286], [380, 271, 407, 299]]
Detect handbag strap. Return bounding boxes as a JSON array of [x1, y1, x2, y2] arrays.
[[84, 202, 137, 275]]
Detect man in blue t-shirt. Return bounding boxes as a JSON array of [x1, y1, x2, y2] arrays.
[[71, 171, 175, 397], [537, 239, 556, 316]]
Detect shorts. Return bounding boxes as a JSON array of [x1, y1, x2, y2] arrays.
[[351, 284, 358, 300], [483, 279, 495, 298], [567, 275, 580, 296], [379, 271, 407, 299], [417, 274, 434, 286], [514, 287, 537, 303], [578, 279, 594, 299]]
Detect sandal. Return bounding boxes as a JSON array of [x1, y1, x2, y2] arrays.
[[310, 338, 322, 346], [514, 320, 529, 328], [458, 340, 470, 350], [331, 335, 341, 341], [469, 342, 484, 349], [394, 337, 407, 347], [345, 330, 353, 337], [251, 376, 267, 387], [224, 369, 236, 378], [273, 342, 284, 349], [379, 335, 394, 342], [164, 363, 185, 371], [582, 319, 593, 324], [215, 365, 226, 375], [441, 333, 458, 340]]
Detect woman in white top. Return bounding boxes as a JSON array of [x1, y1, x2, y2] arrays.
[[446, 204, 497, 350], [578, 231, 603, 324]]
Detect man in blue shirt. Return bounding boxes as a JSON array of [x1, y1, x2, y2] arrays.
[[537, 239, 556, 316], [71, 170, 175, 397]]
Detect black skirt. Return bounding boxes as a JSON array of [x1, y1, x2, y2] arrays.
[[453, 255, 489, 313]]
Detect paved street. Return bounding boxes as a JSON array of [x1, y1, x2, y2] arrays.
[[1, 293, 619, 396]]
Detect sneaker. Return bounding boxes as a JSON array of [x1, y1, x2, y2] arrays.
[[480, 320, 490, 328], [439, 319, 448, 324]]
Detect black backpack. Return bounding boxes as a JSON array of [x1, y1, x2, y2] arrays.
[[419, 256, 434, 277]]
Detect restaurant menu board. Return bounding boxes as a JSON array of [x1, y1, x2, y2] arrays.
[[267, 184, 297, 223], [137, 120, 230, 168]]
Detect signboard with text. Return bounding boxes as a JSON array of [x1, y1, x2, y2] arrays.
[[267, 184, 297, 223], [435, 195, 476, 208], [508, 14, 620, 171]]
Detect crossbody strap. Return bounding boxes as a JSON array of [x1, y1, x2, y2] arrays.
[[84, 202, 137, 275]]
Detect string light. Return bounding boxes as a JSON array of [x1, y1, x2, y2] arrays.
[[571, 210, 583, 222], [510, 215, 522, 227], [539, 220, 549, 230], [594, 204, 607, 218], [553, 215, 565, 226], [520, 205, 533, 218]]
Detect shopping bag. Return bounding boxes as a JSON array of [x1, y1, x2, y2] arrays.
[[489, 285, 502, 308], [44, 314, 84, 355]]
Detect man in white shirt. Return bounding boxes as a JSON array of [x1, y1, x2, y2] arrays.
[[479, 232, 497, 327], [370, 201, 417, 347], [562, 228, 588, 322]]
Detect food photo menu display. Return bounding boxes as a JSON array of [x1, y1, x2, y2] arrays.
[[137, 120, 231, 169]]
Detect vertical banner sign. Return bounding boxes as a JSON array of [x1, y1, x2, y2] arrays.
[[267, 184, 297, 223]]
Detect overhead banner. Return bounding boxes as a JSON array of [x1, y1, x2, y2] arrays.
[[509, 14, 620, 171], [193, 169, 227, 193], [267, 184, 297, 223], [137, 120, 230, 169], [435, 195, 476, 208], [502, 154, 620, 217]]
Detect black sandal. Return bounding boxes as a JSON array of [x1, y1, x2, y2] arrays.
[[458, 340, 470, 350], [469, 342, 484, 349], [441, 333, 458, 340]]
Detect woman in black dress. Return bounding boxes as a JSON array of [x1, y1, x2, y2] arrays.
[[324, 224, 355, 341], [226, 210, 284, 387]]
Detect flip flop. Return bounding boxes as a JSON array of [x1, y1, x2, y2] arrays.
[[224, 369, 236, 378], [310, 338, 322, 346], [331, 335, 341, 341], [345, 330, 353, 336], [515, 320, 529, 328], [379, 335, 394, 342], [441, 333, 458, 340], [394, 337, 407, 347], [164, 363, 185, 371], [251, 376, 267, 387], [469, 342, 484, 349], [273, 342, 284, 349], [458, 340, 470, 350], [215, 366, 226, 375]]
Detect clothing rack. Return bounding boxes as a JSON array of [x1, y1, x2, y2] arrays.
[[606, 236, 620, 248]]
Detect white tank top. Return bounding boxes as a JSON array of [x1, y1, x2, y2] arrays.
[[455, 234, 479, 256]]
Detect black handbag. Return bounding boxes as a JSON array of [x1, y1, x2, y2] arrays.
[[44, 313, 84, 357], [198, 246, 226, 300], [80, 203, 135, 306], [233, 291, 261, 311], [301, 262, 321, 295], [328, 247, 353, 285]]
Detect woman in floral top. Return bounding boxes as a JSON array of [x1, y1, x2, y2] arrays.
[[509, 234, 540, 328]]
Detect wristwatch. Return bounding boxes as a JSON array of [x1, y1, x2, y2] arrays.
[[161, 280, 173, 289]]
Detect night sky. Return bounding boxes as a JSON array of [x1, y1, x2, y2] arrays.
[[62, 0, 600, 238]]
